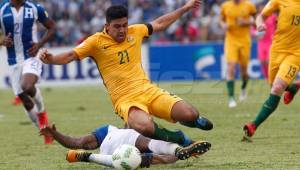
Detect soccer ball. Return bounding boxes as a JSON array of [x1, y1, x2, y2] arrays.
[[112, 144, 142, 170]]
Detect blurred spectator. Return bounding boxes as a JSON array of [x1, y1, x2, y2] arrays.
[[35, 0, 265, 46]]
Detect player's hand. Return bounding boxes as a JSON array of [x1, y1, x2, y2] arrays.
[[40, 124, 56, 137], [2, 33, 13, 47], [27, 42, 42, 57], [184, 0, 202, 10], [39, 48, 53, 64], [257, 23, 266, 32]]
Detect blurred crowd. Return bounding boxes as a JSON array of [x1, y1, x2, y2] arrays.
[[38, 0, 266, 47]]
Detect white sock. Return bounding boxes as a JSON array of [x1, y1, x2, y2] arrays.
[[148, 139, 179, 155], [24, 104, 39, 128], [89, 154, 113, 167], [33, 87, 44, 112]]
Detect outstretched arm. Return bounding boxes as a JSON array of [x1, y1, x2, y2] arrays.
[[256, 1, 279, 32], [40, 124, 99, 150], [39, 49, 79, 65], [256, 14, 268, 32], [150, 0, 201, 33]]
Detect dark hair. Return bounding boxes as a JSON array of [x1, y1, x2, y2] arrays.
[[106, 5, 128, 23]]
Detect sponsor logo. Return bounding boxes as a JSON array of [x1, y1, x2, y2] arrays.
[[193, 47, 216, 79]]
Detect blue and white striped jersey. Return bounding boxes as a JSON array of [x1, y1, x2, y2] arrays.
[[0, 0, 49, 65]]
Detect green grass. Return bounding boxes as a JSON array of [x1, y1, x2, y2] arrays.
[[1, 80, 300, 170]]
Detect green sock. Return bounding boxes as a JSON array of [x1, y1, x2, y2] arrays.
[[227, 80, 234, 97], [153, 122, 184, 144], [241, 76, 249, 90], [253, 94, 281, 127], [286, 83, 299, 94]]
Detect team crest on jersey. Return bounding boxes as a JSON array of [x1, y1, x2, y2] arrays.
[[127, 36, 134, 42]]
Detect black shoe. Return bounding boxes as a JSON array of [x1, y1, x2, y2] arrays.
[[175, 141, 211, 160], [179, 117, 213, 131], [196, 117, 213, 130]]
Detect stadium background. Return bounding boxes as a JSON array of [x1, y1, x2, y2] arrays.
[[2, 0, 300, 170], [0, 0, 267, 89]]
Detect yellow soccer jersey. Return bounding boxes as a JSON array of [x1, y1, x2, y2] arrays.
[[74, 24, 152, 104], [262, 0, 300, 54], [221, 0, 256, 45]]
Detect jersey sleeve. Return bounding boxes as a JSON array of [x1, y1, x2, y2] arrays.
[[36, 4, 49, 23], [92, 125, 109, 146], [261, 0, 279, 17], [220, 4, 226, 21], [132, 24, 153, 38], [73, 35, 98, 60]]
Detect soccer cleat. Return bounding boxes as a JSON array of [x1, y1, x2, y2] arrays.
[[228, 98, 237, 108], [66, 150, 91, 163], [284, 82, 300, 104], [195, 117, 213, 130], [243, 123, 256, 139], [175, 141, 211, 160], [12, 96, 22, 105], [38, 111, 53, 144], [239, 89, 247, 101], [176, 130, 193, 147]]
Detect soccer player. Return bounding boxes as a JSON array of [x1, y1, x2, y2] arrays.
[[39, 0, 213, 146], [220, 0, 256, 108], [0, 0, 56, 144], [243, 0, 300, 139], [40, 124, 211, 168], [256, 3, 277, 80]]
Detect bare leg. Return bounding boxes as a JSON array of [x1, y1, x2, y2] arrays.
[[171, 101, 213, 130], [127, 107, 187, 145]]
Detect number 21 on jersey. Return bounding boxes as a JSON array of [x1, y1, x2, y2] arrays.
[[118, 50, 130, 64]]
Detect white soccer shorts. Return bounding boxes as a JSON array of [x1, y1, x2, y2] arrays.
[[99, 128, 140, 155], [9, 57, 42, 95]]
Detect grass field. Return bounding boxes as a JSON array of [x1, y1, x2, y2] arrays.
[[1, 80, 300, 170]]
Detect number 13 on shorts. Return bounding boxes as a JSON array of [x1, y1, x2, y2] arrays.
[[281, 63, 299, 84]]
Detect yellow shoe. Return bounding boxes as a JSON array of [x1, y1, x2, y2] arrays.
[[175, 141, 211, 160], [66, 150, 91, 163]]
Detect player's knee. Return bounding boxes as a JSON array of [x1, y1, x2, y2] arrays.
[[21, 83, 34, 95], [271, 83, 286, 95], [227, 63, 235, 78], [241, 72, 248, 79], [172, 102, 199, 121], [185, 107, 199, 121]]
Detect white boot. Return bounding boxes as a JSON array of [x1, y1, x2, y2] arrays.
[[239, 89, 247, 101], [228, 97, 237, 108]]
